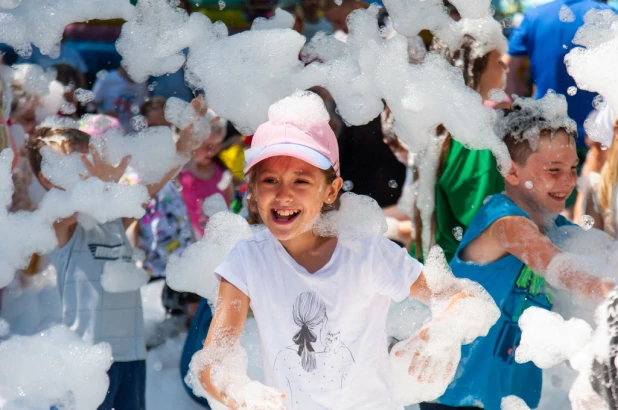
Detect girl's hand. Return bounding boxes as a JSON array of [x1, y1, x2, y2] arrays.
[[177, 96, 219, 156], [393, 324, 460, 384], [80, 144, 131, 183]]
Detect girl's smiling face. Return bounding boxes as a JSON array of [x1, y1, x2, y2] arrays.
[[254, 156, 342, 242]]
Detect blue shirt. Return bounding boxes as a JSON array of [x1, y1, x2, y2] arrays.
[[437, 194, 572, 409], [508, 0, 614, 146]]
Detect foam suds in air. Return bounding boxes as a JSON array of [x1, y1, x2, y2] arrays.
[[101, 260, 150, 293]]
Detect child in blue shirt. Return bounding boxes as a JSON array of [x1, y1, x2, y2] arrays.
[[426, 97, 616, 410]]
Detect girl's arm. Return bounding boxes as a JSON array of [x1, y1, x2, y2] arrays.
[[199, 278, 250, 409], [492, 216, 614, 299]]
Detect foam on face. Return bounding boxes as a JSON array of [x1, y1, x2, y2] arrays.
[[0, 325, 112, 409]]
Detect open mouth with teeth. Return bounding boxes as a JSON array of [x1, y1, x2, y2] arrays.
[[548, 192, 568, 201], [272, 208, 301, 223]]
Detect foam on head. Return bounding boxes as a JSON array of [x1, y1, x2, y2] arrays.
[[494, 92, 577, 156]]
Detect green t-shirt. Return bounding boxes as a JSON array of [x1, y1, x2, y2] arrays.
[[411, 139, 504, 263]]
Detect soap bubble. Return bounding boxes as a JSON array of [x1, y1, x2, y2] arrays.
[[488, 88, 506, 103], [593, 94, 606, 110], [343, 180, 354, 192], [580, 215, 595, 230], [388, 180, 399, 189], [567, 86, 578, 96], [525, 181, 533, 189], [131, 115, 148, 131], [74, 88, 95, 104], [218, 0, 226, 10], [452, 226, 463, 241]]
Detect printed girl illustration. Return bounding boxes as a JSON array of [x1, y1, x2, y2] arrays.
[[274, 291, 354, 409]]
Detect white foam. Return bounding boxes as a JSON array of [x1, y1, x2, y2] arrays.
[[202, 193, 229, 218], [101, 260, 150, 293], [0, 0, 134, 58], [559, 5, 576, 23], [516, 307, 593, 369], [251, 8, 295, 31], [0, 325, 112, 409], [501, 396, 531, 410]]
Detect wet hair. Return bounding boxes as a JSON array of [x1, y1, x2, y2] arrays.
[[245, 159, 340, 225], [140, 96, 167, 118], [499, 107, 577, 166], [27, 127, 90, 181], [292, 291, 327, 372]]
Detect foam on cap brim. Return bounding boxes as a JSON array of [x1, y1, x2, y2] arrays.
[[267, 90, 330, 128], [493, 91, 577, 149]]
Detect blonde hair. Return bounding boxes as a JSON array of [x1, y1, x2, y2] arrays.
[[598, 130, 618, 235]]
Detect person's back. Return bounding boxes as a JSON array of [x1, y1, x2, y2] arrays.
[[508, 0, 613, 143]]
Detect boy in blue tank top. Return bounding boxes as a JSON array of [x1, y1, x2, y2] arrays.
[[423, 95, 616, 410]]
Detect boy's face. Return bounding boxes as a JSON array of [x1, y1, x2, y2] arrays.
[[38, 139, 89, 191], [507, 130, 578, 215]]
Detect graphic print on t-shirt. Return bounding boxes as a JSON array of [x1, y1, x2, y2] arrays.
[[273, 291, 355, 409]]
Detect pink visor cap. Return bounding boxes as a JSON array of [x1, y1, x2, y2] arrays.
[[244, 121, 340, 176]]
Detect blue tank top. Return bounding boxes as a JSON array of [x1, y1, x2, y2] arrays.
[[437, 194, 571, 409]]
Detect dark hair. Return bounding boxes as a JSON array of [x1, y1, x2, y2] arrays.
[[52, 63, 84, 90], [140, 96, 167, 118], [245, 159, 340, 225], [10, 83, 38, 117], [27, 127, 90, 181], [292, 291, 327, 372]]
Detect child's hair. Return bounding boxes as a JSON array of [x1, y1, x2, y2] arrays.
[[498, 107, 577, 166], [27, 127, 90, 180], [52, 63, 84, 90], [244, 160, 340, 225], [140, 97, 167, 118], [292, 291, 327, 372], [598, 135, 618, 233], [10, 83, 38, 117]]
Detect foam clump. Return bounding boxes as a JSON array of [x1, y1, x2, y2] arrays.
[[101, 260, 150, 293], [0, 0, 134, 57], [448, 0, 492, 19], [386, 298, 430, 341], [515, 307, 593, 369], [96, 127, 183, 184], [435, 17, 507, 59], [202, 193, 229, 218], [501, 396, 531, 410], [251, 8, 295, 31], [116, 0, 193, 83], [267, 90, 330, 127], [494, 92, 577, 151], [40, 146, 86, 190], [166, 212, 255, 302], [566, 9, 618, 119], [389, 246, 500, 405], [164, 97, 216, 149], [312, 192, 387, 250], [381, 0, 448, 37], [0, 324, 112, 410]]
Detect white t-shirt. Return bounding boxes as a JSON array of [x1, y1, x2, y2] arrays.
[[216, 230, 423, 410]]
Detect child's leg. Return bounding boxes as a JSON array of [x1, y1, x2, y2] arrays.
[[112, 360, 146, 410], [97, 363, 122, 410], [419, 404, 481, 410]]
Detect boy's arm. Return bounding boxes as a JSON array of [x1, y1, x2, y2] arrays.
[[492, 216, 614, 298], [54, 215, 79, 249]]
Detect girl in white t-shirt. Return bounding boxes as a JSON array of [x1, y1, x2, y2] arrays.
[[196, 92, 490, 410]]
